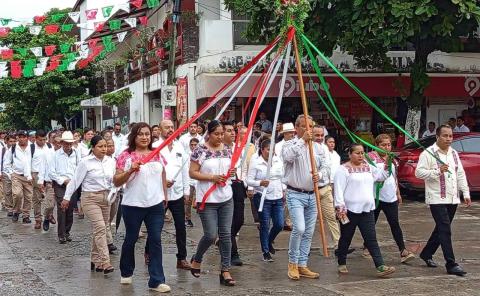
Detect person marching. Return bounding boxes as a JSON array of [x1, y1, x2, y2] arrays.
[[114, 122, 170, 293], [415, 124, 471, 276], [282, 115, 328, 280], [31, 130, 52, 229], [152, 120, 191, 270], [247, 138, 285, 262], [105, 138, 119, 254], [49, 131, 82, 244], [189, 120, 236, 286], [334, 143, 395, 277], [2, 134, 16, 216], [3, 130, 33, 224], [185, 138, 200, 227], [363, 134, 415, 263], [60, 135, 116, 274]]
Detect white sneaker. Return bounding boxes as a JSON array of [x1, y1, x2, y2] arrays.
[[120, 276, 132, 285], [149, 283, 171, 293]]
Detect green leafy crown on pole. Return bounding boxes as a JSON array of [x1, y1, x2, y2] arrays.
[[275, 0, 310, 42]]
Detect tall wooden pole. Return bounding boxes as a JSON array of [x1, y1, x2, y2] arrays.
[[292, 35, 329, 257]]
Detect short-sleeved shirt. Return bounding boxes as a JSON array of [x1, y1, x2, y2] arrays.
[[116, 150, 166, 208], [190, 144, 233, 203]]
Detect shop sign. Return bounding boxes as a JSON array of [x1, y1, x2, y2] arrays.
[[176, 77, 188, 123], [161, 85, 177, 106]]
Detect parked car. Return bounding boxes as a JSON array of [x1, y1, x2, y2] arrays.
[[396, 132, 480, 194]]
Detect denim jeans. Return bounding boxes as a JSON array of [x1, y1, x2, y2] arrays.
[[193, 199, 233, 271], [253, 193, 284, 254], [286, 189, 317, 267], [120, 202, 165, 288]]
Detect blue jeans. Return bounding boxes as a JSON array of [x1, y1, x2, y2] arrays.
[[193, 199, 234, 271], [253, 193, 284, 254], [286, 189, 317, 267], [120, 202, 165, 288]]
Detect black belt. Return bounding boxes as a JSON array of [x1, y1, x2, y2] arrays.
[[287, 185, 314, 195], [318, 184, 328, 189]]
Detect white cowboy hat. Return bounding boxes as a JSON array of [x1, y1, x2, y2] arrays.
[[60, 131, 75, 143], [280, 122, 295, 134]]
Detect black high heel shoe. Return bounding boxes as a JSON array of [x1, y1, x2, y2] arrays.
[[90, 262, 104, 272], [190, 258, 201, 278], [103, 265, 114, 275], [219, 271, 235, 286]]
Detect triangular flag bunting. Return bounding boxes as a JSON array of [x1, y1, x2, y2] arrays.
[[51, 13, 65, 22], [0, 69, 8, 78], [0, 19, 11, 26], [88, 38, 99, 48], [109, 19, 122, 30], [68, 60, 79, 71], [117, 31, 128, 42], [85, 9, 98, 21], [34, 15, 47, 24], [30, 47, 43, 57], [68, 11, 81, 23], [79, 48, 90, 59], [60, 44, 71, 54], [1, 49, 13, 60], [39, 57, 50, 69], [44, 45, 56, 56], [0, 61, 7, 70], [94, 22, 105, 32], [102, 5, 114, 18], [117, 3, 130, 13], [77, 23, 88, 29], [12, 26, 26, 33], [61, 24, 74, 32], [10, 61, 22, 78], [131, 0, 143, 9], [0, 27, 10, 38], [34, 67, 45, 76], [146, 0, 159, 8], [46, 59, 60, 72], [45, 24, 60, 35], [17, 48, 28, 57], [139, 16, 148, 26], [125, 17, 137, 28], [29, 26, 42, 36]]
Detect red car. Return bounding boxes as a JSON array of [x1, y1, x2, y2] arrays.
[[396, 132, 480, 194]]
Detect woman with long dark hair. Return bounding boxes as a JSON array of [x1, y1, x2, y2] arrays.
[[189, 120, 236, 286], [113, 122, 170, 293], [60, 135, 116, 274]]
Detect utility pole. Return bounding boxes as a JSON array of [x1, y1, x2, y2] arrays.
[[167, 0, 181, 85]]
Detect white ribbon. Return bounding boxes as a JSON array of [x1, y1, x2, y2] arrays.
[[124, 17, 137, 28], [68, 11, 81, 23], [117, 31, 128, 42], [116, 3, 130, 13], [30, 47, 43, 57], [258, 43, 291, 212], [29, 26, 42, 35]]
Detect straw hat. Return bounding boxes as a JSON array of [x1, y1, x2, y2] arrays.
[[280, 122, 295, 134], [60, 131, 75, 143]]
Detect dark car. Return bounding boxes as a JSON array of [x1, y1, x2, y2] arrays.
[[396, 132, 480, 194]]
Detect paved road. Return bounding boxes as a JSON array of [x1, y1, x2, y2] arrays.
[[1, 199, 479, 295]]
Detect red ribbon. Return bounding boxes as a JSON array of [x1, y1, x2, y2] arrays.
[[198, 27, 295, 210]]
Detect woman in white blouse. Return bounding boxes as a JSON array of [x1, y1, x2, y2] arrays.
[[325, 136, 341, 184], [189, 120, 236, 286], [247, 139, 284, 262], [60, 135, 116, 274], [113, 122, 170, 293], [333, 143, 395, 278]]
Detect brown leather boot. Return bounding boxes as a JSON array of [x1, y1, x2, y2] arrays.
[[298, 266, 320, 279], [177, 259, 192, 270], [34, 220, 41, 230], [288, 263, 300, 280]]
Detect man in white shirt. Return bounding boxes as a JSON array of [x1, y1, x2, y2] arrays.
[[415, 124, 471, 276], [453, 116, 470, 133], [283, 115, 328, 280], [422, 121, 436, 138], [3, 130, 33, 224], [49, 131, 81, 244], [38, 134, 61, 231], [2, 134, 16, 216], [153, 120, 191, 270], [112, 122, 126, 157], [178, 121, 202, 153], [30, 130, 53, 230]]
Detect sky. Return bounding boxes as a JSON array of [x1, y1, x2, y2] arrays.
[[1, 0, 77, 23]]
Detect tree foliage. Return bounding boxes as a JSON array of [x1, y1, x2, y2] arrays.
[[0, 8, 93, 130], [224, 0, 480, 107]]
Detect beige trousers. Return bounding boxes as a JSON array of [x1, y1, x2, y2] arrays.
[[81, 191, 111, 265], [319, 185, 340, 245], [106, 196, 120, 245], [2, 174, 13, 212], [31, 172, 44, 221], [43, 182, 56, 218], [12, 173, 33, 217]]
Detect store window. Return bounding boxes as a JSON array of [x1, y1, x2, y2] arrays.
[[232, 10, 264, 46]]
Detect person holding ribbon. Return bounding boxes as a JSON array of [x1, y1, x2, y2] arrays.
[[362, 134, 415, 263], [415, 124, 471, 276], [334, 143, 396, 278], [60, 135, 116, 275], [114, 122, 170, 293], [247, 138, 284, 262], [189, 120, 236, 286]]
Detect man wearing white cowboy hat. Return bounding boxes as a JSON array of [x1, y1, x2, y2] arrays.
[[275, 123, 296, 231], [49, 131, 82, 244]]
